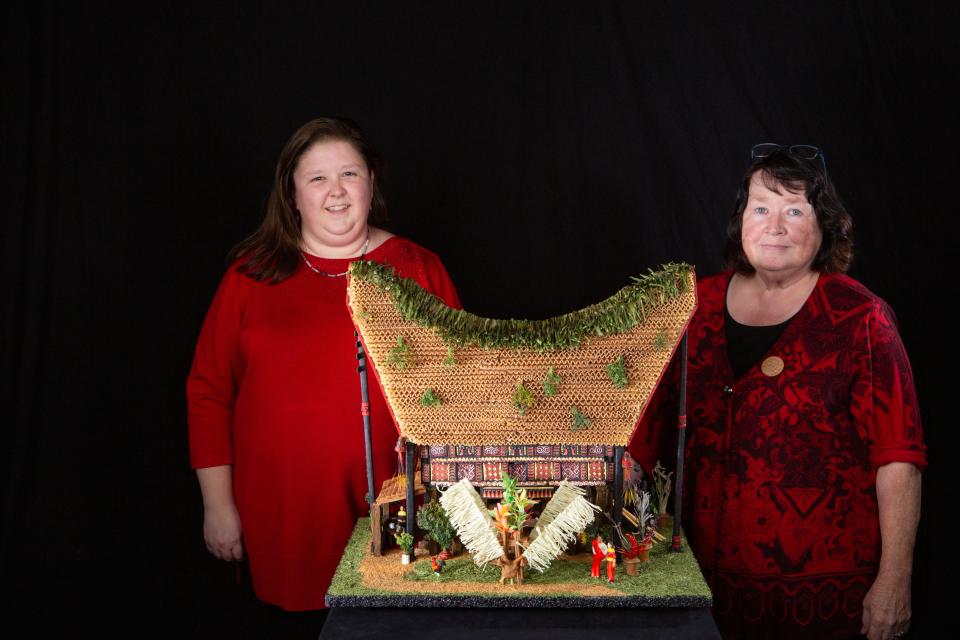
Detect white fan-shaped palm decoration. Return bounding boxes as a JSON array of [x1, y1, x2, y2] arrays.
[[438, 478, 503, 567], [524, 481, 600, 572], [439, 478, 599, 583]]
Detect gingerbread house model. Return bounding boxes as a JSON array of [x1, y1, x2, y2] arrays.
[[346, 261, 698, 553]]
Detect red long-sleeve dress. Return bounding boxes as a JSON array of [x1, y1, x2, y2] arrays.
[[187, 237, 460, 610], [630, 270, 926, 639]]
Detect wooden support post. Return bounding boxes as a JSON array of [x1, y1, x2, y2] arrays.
[[370, 502, 389, 556]]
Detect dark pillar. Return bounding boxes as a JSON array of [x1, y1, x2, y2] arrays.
[[672, 332, 688, 552], [356, 335, 376, 513], [613, 446, 624, 529], [406, 441, 416, 537]]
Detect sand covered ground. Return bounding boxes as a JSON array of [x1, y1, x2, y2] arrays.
[[359, 548, 620, 596]]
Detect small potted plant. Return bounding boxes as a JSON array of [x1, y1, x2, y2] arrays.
[[395, 531, 414, 564], [613, 490, 657, 575], [620, 531, 654, 574], [621, 533, 643, 575]]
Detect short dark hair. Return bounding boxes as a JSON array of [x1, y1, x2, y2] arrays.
[[229, 117, 387, 283], [723, 150, 854, 274]]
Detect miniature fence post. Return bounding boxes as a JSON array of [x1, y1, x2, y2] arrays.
[[356, 335, 376, 516], [671, 332, 688, 552]]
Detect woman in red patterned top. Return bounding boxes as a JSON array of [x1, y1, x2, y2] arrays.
[[186, 118, 460, 616], [631, 145, 924, 639]]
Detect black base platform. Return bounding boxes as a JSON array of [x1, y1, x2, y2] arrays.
[[320, 606, 720, 639]]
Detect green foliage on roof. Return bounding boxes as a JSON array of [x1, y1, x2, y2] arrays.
[[605, 354, 628, 388], [543, 367, 562, 397], [570, 406, 591, 432], [387, 335, 414, 369], [350, 260, 692, 352], [512, 381, 535, 416], [420, 388, 442, 407], [654, 327, 669, 351], [443, 345, 457, 367]]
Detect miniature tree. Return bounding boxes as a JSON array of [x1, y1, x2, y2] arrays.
[[417, 498, 457, 557], [497, 473, 536, 569]]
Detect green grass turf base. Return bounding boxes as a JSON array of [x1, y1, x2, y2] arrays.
[[326, 518, 712, 608]]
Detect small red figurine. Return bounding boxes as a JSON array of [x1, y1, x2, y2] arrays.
[[605, 541, 617, 583], [591, 537, 606, 578]]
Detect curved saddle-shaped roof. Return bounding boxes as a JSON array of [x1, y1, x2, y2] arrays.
[[347, 261, 697, 446]]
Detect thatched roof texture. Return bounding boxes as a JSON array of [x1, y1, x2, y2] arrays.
[[347, 262, 697, 446]]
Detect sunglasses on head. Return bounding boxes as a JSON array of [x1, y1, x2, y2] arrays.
[[751, 143, 827, 170]]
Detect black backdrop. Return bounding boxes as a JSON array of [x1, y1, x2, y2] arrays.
[[2, 2, 953, 635]]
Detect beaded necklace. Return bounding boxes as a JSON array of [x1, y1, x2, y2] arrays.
[[301, 228, 370, 278]]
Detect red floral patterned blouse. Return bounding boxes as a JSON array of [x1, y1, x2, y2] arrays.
[[630, 270, 926, 639]]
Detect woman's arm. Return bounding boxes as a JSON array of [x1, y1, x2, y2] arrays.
[[188, 268, 249, 561], [848, 299, 926, 638], [861, 461, 921, 640], [197, 465, 243, 561]]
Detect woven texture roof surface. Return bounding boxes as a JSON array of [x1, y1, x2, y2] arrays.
[[348, 265, 697, 446]]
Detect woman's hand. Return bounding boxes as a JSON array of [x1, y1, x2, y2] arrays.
[[203, 502, 244, 561], [861, 569, 911, 639], [196, 465, 243, 561]]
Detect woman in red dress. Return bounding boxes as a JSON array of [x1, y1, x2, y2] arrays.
[[187, 118, 460, 615], [631, 145, 924, 639]]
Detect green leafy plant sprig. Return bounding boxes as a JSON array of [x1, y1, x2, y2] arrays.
[[420, 388, 442, 407], [543, 367, 562, 397], [499, 472, 537, 532], [605, 354, 628, 388], [654, 327, 668, 350], [571, 406, 591, 431], [443, 345, 457, 367], [512, 381, 535, 415], [394, 531, 414, 555], [387, 335, 414, 370]]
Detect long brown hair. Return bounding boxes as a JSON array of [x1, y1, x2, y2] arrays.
[[229, 117, 387, 283]]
